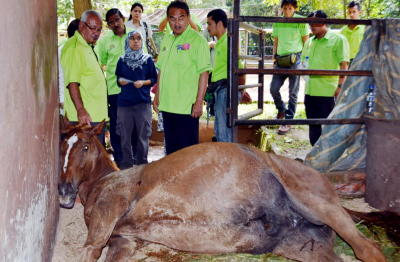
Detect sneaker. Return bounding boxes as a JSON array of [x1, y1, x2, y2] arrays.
[[278, 125, 290, 135], [276, 111, 285, 119]]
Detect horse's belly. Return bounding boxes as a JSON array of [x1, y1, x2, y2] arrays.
[[120, 218, 278, 254]]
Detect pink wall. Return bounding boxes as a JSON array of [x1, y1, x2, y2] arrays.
[[0, 0, 59, 261]]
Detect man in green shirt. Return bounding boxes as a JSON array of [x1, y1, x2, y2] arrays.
[[270, 0, 309, 135], [340, 1, 365, 63], [207, 9, 242, 142], [95, 8, 130, 166], [153, 1, 211, 155], [61, 10, 108, 141], [302, 10, 350, 146]]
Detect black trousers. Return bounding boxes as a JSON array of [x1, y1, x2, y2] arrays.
[[108, 94, 122, 166], [161, 111, 199, 155], [304, 95, 335, 146]]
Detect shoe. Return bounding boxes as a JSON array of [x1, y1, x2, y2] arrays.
[[276, 111, 285, 119], [277, 125, 290, 135]]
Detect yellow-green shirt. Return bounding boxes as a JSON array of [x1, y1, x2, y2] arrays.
[[157, 26, 212, 114], [272, 14, 309, 56], [95, 29, 132, 95], [302, 30, 350, 97], [61, 31, 108, 122], [340, 25, 365, 59], [211, 32, 227, 82]]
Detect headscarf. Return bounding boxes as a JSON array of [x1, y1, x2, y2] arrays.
[[122, 30, 151, 72]]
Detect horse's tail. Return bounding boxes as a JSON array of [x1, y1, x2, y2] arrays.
[[344, 207, 400, 246]]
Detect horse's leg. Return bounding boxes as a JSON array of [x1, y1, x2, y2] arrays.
[[264, 154, 386, 262], [104, 235, 141, 262], [80, 196, 131, 262]]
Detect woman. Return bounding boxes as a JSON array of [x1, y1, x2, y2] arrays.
[[125, 2, 155, 55], [116, 31, 157, 169]]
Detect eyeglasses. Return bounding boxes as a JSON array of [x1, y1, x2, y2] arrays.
[[83, 22, 102, 33], [169, 16, 187, 24]]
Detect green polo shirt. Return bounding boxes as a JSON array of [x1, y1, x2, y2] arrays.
[[302, 30, 350, 97], [211, 32, 227, 82], [211, 32, 244, 82], [272, 14, 309, 56], [340, 25, 365, 59], [157, 26, 212, 114], [61, 31, 108, 122], [95, 29, 132, 95]]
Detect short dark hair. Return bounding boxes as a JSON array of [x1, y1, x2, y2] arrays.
[[281, 0, 298, 8], [348, 1, 361, 10], [128, 3, 144, 21], [307, 10, 328, 19], [105, 8, 124, 23], [67, 18, 80, 38], [207, 9, 227, 28], [167, 1, 190, 17]]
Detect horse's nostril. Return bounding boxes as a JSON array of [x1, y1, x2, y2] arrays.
[[58, 182, 76, 196]]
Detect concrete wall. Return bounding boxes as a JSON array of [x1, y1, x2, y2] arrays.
[[0, 0, 59, 261]]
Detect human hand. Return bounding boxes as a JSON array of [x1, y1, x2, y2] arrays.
[[191, 100, 203, 118], [119, 80, 129, 86], [77, 108, 92, 126], [134, 80, 144, 88], [152, 96, 159, 113]]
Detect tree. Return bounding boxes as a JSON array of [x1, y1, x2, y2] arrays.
[[73, 0, 92, 18]]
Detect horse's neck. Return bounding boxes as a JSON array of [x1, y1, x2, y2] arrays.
[[79, 147, 118, 205]]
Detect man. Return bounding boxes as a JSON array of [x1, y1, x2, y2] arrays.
[[95, 9, 129, 166], [153, 0, 211, 155], [61, 10, 108, 142], [158, 0, 202, 34], [206, 9, 244, 142], [302, 10, 349, 146], [340, 1, 365, 64], [270, 0, 309, 135]]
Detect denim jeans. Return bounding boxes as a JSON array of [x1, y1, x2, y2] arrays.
[[270, 53, 301, 119], [214, 85, 241, 142]]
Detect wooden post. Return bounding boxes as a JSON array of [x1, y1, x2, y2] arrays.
[[73, 0, 92, 18]]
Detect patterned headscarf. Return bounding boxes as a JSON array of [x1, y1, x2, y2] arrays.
[[122, 30, 151, 72]]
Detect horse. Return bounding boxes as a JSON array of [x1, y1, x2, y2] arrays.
[[59, 119, 386, 262]]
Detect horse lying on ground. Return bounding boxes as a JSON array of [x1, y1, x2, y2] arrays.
[[59, 120, 386, 262]]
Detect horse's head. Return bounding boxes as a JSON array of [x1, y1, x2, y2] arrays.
[[59, 117, 109, 208]]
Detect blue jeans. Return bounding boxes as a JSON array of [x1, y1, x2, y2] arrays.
[[214, 85, 240, 142], [270, 53, 301, 119]]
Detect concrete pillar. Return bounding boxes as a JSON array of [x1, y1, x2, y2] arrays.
[[0, 0, 59, 261]]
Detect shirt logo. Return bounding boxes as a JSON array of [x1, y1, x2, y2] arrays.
[[177, 43, 190, 50], [109, 44, 115, 49]]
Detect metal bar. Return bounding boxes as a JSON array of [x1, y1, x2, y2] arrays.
[[235, 118, 365, 126], [238, 83, 262, 90], [237, 68, 373, 76], [238, 16, 372, 25], [239, 55, 262, 61], [239, 22, 263, 34], [238, 109, 264, 120], [258, 31, 265, 111]]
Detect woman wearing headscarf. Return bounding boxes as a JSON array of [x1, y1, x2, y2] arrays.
[[116, 30, 157, 169]]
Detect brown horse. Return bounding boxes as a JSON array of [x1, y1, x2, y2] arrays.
[[59, 120, 386, 262]]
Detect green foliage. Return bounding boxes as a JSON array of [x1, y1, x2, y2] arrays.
[[58, 0, 74, 28]]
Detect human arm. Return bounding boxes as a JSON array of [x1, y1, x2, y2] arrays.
[[334, 61, 349, 98], [67, 83, 92, 125], [302, 35, 309, 45], [188, 16, 200, 32], [153, 72, 160, 113], [159, 16, 168, 32], [192, 71, 209, 118], [272, 37, 278, 60]]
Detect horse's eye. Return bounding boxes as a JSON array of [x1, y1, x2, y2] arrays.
[[83, 145, 89, 151]]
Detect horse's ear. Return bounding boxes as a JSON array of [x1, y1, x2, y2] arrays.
[[60, 115, 72, 134], [91, 120, 106, 136]]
